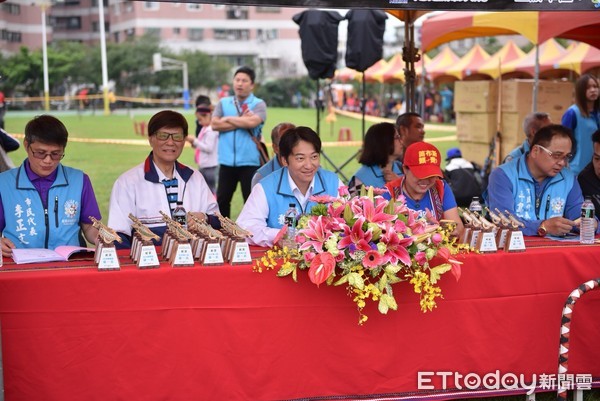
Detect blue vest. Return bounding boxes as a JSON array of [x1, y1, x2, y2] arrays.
[[217, 94, 265, 167], [351, 162, 402, 189], [255, 156, 282, 182], [568, 105, 599, 175], [505, 140, 530, 163], [499, 156, 575, 221], [260, 167, 339, 228], [0, 164, 84, 249]]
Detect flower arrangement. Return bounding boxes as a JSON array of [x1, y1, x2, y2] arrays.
[[254, 186, 464, 324]]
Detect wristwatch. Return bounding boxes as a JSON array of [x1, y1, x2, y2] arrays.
[[537, 221, 547, 236]]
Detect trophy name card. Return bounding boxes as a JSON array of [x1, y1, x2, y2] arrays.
[[160, 211, 197, 267], [474, 214, 498, 253], [216, 214, 253, 264], [502, 210, 526, 252], [91, 216, 121, 270], [129, 213, 160, 269], [187, 213, 225, 265], [460, 208, 482, 248]]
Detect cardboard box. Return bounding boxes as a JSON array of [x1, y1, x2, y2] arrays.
[[501, 80, 573, 122], [454, 81, 498, 113], [500, 112, 528, 145], [458, 141, 491, 167], [456, 112, 498, 143]]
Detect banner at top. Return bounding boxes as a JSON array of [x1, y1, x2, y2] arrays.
[[159, 0, 600, 11]]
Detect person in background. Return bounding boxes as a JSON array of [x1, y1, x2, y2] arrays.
[[251, 122, 295, 188], [386, 142, 463, 237], [503, 112, 552, 164], [439, 86, 454, 124], [348, 122, 402, 192], [395, 112, 426, 162], [578, 129, 600, 211], [211, 66, 267, 218], [186, 96, 219, 193], [0, 115, 101, 257], [444, 147, 483, 208], [0, 127, 20, 173], [561, 74, 600, 175], [108, 110, 220, 248], [487, 124, 597, 237], [237, 126, 343, 247], [0, 90, 6, 129]]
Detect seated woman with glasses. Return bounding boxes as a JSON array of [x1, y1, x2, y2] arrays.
[[0, 115, 102, 257], [108, 110, 220, 248], [348, 122, 403, 194], [487, 124, 598, 237]]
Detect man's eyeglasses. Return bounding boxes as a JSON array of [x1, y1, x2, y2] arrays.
[[535, 144, 574, 163], [28, 147, 65, 161], [154, 131, 185, 142], [394, 134, 402, 141]]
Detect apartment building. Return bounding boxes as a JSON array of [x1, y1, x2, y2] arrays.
[[0, 1, 308, 80]]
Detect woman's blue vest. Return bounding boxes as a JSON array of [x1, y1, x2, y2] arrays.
[[260, 167, 339, 228], [568, 105, 599, 175], [351, 161, 402, 189], [0, 164, 84, 249], [498, 156, 575, 221], [217, 94, 265, 167]]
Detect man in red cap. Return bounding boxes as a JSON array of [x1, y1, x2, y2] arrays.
[[386, 142, 463, 236]]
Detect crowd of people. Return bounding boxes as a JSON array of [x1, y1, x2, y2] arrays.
[[0, 68, 599, 257]]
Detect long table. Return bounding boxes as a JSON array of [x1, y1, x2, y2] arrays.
[[0, 241, 599, 401]]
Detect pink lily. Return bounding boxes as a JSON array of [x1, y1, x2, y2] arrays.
[[355, 197, 396, 225], [381, 227, 413, 266], [337, 217, 373, 252], [298, 216, 330, 253]]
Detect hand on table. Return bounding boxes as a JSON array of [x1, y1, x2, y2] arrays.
[[1, 237, 15, 258], [543, 216, 577, 236]]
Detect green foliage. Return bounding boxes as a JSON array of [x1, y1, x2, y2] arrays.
[[0, 35, 232, 98], [254, 76, 315, 107]]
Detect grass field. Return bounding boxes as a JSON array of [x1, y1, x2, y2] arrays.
[[3, 107, 458, 220]]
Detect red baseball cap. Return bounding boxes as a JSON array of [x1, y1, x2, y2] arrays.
[[403, 142, 443, 179]]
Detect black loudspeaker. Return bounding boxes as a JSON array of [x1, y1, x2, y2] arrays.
[[293, 10, 343, 80], [345, 10, 387, 72]]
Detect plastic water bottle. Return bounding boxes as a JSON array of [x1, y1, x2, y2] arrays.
[[469, 196, 483, 217], [580, 196, 595, 244], [173, 201, 188, 229], [284, 203, 298, 241]]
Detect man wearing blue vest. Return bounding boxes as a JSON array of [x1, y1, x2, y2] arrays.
[[487, 124, 598, 237], [0, 115, 101, 257], [211, 66, 267, 217], [237, 126, 342, 247]]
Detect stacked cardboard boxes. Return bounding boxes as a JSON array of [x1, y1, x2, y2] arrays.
[[455, 80, 573, 166]]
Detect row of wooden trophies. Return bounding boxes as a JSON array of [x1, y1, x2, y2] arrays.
[[90, 212, 254, 270], [459, 207, 526, 253]]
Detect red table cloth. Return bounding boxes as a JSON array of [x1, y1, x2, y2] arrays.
[[0, 241, 599, 401]]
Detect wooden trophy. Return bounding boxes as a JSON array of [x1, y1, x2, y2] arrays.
[[502, 210, 527, 252], [491, 208, 512, 249], [217, 214, 253, 265], [91, 216, 121, 271], [160, 211, 195, 267], [129, 214, 160, 269], [474, 214, 498, 253], [460, 208, 482, 248], [187, 214, 225, 265]]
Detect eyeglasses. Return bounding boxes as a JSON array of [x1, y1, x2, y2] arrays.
[[394, 134, 402, 141], [28, 147, 65, 161], [154, 131, 185, 142], [535, 144, 574, 163]]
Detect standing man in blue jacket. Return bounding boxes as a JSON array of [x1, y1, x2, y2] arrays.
[[211, 66, 267, 217]]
